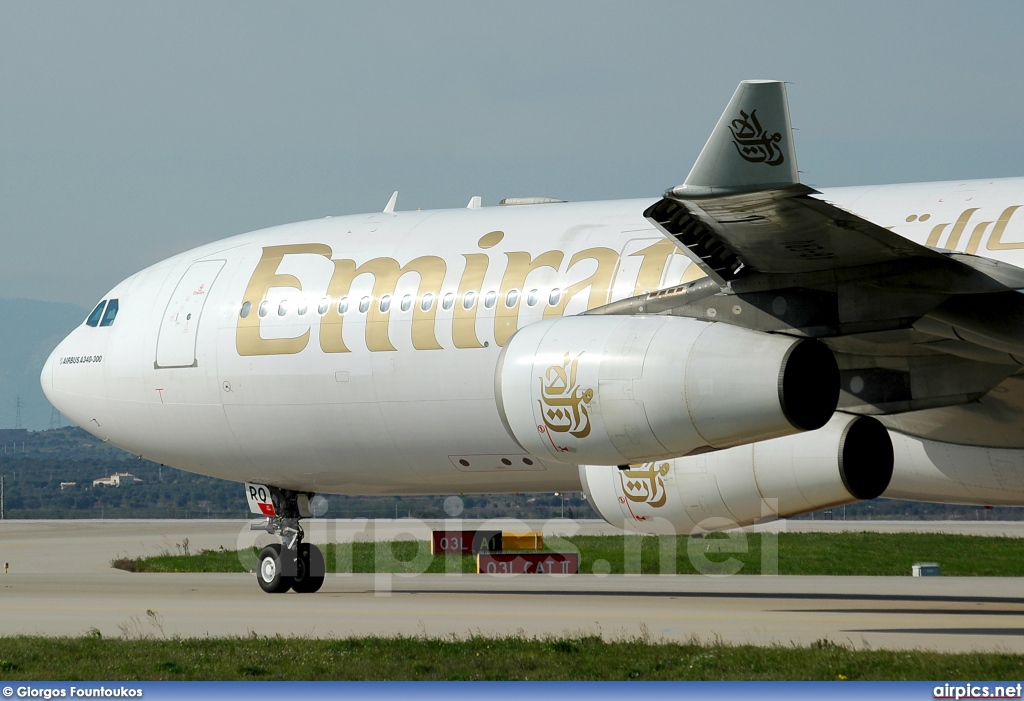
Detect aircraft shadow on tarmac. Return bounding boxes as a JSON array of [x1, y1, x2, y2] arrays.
[[396, 589, 1024, 606], [849, 628, 1024, 636], [792, 608, 1024, 616]]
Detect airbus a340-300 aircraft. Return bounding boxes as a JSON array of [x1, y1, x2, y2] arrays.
[[41, 81, 1024, 593]]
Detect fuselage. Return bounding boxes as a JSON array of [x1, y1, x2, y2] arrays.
[[41, 177, 1024, 495]]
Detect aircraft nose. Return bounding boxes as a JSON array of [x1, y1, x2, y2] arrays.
[[40, 343, 57, 404], [41, 329, 107, 435], [40, 332, 93, 424]]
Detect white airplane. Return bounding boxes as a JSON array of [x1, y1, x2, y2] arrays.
[[42, 81, 1024, 593]]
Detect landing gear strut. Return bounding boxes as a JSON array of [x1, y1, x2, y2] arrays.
[[251, 487, 325, 594]]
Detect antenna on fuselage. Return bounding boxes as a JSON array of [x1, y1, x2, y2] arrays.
[[383, 191, 398, 214]]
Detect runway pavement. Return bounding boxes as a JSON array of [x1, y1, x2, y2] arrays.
[[1, 519, 1023, 652]]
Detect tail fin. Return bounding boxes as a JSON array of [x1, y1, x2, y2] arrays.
[[674, 80, 798, 197]]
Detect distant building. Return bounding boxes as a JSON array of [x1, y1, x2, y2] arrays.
[[92, 472, 141, 487], [59, 482, 77, 490]]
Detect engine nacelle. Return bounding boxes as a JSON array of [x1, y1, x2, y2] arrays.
[[885, 430, 1024, 506], [580, 413, 894, 535], [495, 315, 838, 466]]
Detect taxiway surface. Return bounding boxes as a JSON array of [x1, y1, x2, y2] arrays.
[[1, 519, 1023, 652]]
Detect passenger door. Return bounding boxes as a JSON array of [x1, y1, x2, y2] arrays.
[[155, 260, 225, 369]]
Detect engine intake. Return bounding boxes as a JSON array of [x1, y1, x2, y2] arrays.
[[495, 315, 838, 465]]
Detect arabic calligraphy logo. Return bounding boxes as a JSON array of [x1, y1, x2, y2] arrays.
[[619, 462, 671, 508], [729, 109, 784, 166], [538, 352, 594, 440]]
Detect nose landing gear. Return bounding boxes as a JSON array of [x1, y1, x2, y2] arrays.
[[250, 486, 325, 594], [256, 542, 326, 593]]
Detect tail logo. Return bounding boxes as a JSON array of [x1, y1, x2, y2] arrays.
[[729, 109, 784, 166]]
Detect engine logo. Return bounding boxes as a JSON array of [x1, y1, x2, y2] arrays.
[[619, 462, 671, 508], [729, 109, 784, 166], [538, 352, 594, 441]]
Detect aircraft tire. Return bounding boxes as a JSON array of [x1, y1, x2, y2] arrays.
[[256, 544, 293, 594], [291, 543, 325, 594]]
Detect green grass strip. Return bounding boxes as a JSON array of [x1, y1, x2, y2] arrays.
[[0, 635, 1022, 680], [114, 532, 1024, 577]]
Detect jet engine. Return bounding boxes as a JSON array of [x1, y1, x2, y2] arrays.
[[579, 413, 894, 535], [884, 429, 1024, 506], [495, 315, 839, 466]]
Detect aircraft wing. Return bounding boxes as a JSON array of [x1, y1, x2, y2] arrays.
[[604, 81, 1024, 416], [643, 81, 1012, 290], [645, 184, 950, 284]]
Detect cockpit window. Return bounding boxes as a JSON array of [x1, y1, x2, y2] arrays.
[[100, 299, 119, 327], [86, 301, 107, 327]]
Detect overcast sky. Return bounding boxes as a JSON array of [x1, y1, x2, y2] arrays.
[[3, 1, 1023, 306]]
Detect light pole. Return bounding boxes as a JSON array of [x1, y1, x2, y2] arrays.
[[555, 492, 564, 519]]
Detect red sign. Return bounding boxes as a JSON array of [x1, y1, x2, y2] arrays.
[[477, 553, 578, 575], [430, 530, 502, 555]]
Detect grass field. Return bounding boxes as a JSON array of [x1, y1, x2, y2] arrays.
[[113, 532, 1024, 577], [1, 635, 1023, 680]]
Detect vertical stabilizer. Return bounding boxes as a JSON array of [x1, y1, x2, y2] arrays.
[[674, 80, 798, 196]]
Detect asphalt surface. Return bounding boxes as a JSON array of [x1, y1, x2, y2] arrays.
[[1, 519, 1023, 651]]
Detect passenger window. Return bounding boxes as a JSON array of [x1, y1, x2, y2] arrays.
[[258, 301, 269, 317], [421, 293, 435, 312], [240, 301, 252, 318], [505, 289, 519, 308], [297, 300, 308, 316], [401, 295, 412, 312], [484, 291, 497, 309], [527, 289, 539, 307], [463, 291, 477, 310], [358, 297, 371, 313], [442, 293, 455, 311], [318, 298, 330, 315], [86, 301, 106, 328], [338, 297, 350, 314], [277, 301, 288, 317], [99, 299, 119, 327], [549, 288, 562, 306], [379, 295, 392, 313]]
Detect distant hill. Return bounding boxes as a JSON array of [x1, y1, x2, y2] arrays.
[[0, 298, 88, 430]]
